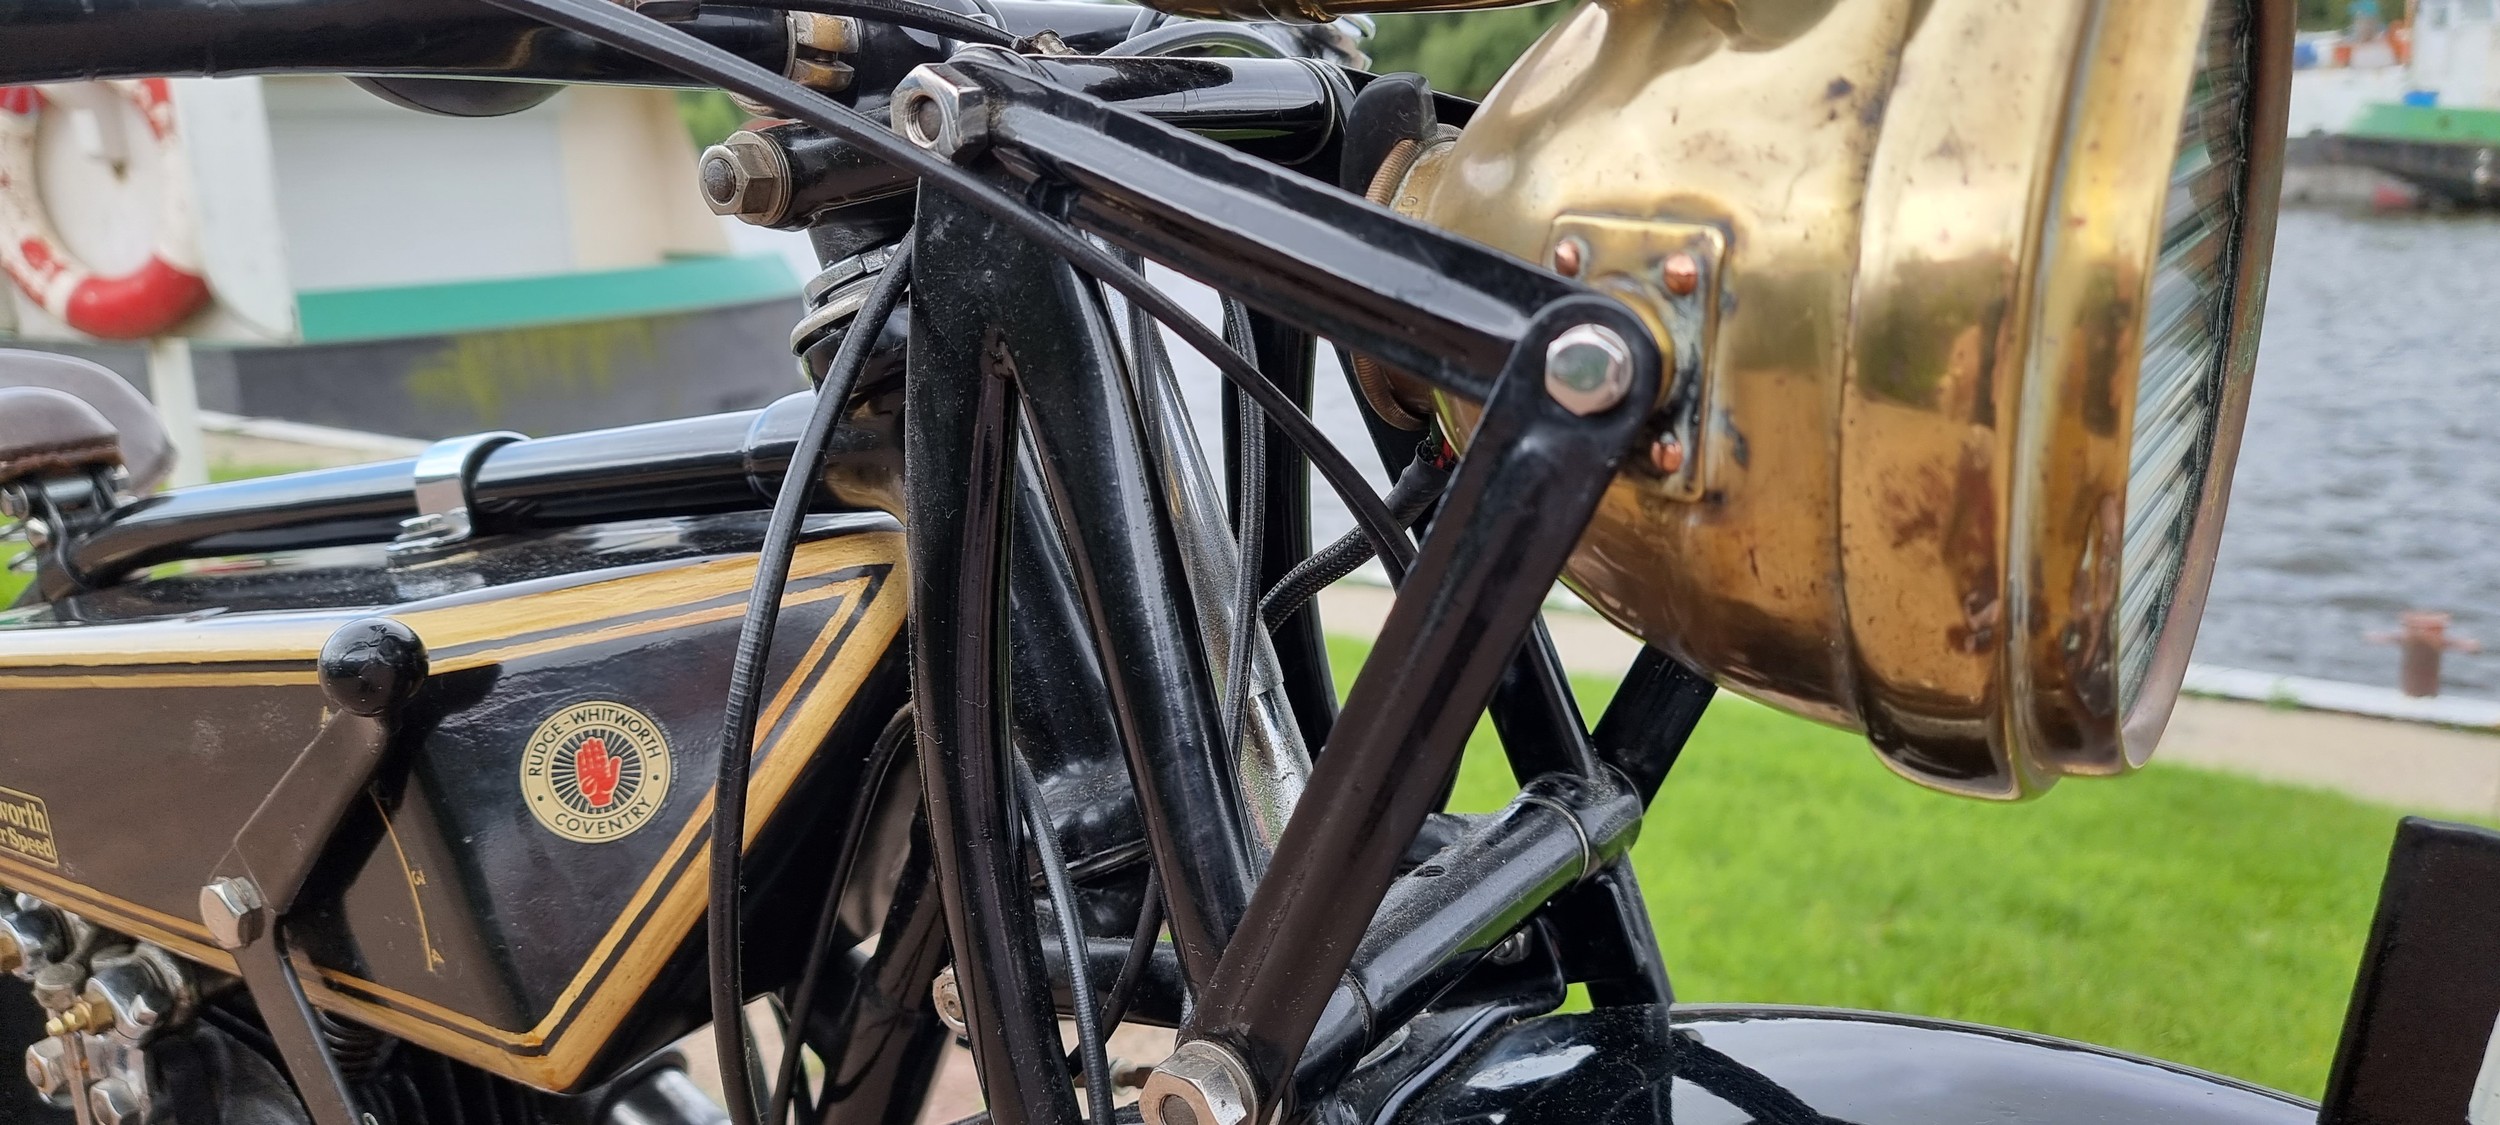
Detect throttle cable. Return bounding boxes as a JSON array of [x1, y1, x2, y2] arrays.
[[706, 245, 915, 1125], [1014, 755, 1116, 1125]]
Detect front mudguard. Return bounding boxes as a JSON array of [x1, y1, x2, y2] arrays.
[[1393, 1004, 2315, 1125]]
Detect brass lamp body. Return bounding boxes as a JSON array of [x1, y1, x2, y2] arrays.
[[1402, 0, 2290, 797]]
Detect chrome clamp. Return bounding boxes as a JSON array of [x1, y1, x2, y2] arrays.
[[394, 431, 524, 553]]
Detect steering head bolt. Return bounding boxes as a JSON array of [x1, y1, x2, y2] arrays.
[[699, 131, 795, 226]]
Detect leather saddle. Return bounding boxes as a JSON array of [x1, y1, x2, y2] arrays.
[[0, 349, 174, 491]]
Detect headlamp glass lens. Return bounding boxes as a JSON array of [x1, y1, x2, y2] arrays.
[[2120, 0, 2249, 714]]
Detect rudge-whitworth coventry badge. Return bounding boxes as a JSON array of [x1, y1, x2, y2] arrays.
[[520, 701, 673, 844]]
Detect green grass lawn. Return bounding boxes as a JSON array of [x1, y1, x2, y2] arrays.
[[1326, 635, 2431, 1100]]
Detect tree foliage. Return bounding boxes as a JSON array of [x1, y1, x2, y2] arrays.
[[1362, 2, 1572, 99], [677, 89, 747, 150], [1367, 0, 2373, 99]]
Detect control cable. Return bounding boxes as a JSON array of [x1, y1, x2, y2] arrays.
[[703, 244, 914, 1125], [1014, 755, 1116, 1125]]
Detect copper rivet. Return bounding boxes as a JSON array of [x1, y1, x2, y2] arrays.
[[1649, 438, 1685, 474], [1661, 253, 1699, 296], [1553, 238, 1586, 278]]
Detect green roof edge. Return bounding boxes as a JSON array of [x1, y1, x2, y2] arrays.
[[295, 253, 799, 344]]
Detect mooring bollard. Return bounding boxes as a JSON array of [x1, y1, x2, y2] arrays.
[[2367, 611, 2482, 697]]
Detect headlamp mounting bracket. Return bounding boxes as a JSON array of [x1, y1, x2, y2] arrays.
[[1546, 214, 1724, 502]]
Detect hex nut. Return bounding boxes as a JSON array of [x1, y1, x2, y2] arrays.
[[1140, 1039, 1256, 1125], [930, 966, 968, 1037], [200, 877, 265, 950], [24, 1038, 69, 1107], [89, 1076, 145, 1125], [1543, 324, 1635, 416], [890, 65, 989, 162], [30, 962, 83, 1012], [698, 132, 794, 225]]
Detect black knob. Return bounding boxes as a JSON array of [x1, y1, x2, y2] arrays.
[[319, 617, 428, 717]]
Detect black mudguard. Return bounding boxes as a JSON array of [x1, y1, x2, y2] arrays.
[[1395, 1004, 2315, 1125]]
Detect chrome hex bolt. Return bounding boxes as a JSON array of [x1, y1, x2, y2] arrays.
[[1543, 324, 1635, 416], [1141, 1039, 1257, 1125], [24, 1038, 69, 1108], [200, 877, 266, 950], [698, 131, 794, 226], [891, 65, 989, 162], [89, 1076, 145, 1125]]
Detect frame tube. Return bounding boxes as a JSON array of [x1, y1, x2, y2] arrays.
[[955, 52, 1581, 401], [1185, 297, 1661, 1105], [905, 199, 1078, 1125], [1294, 770, 1643, 1099], [1011, 284, 1261, 989], [809, 822, 956, 1125]]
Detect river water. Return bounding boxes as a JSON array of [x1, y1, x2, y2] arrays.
[[2193, 205, 2500, 696]]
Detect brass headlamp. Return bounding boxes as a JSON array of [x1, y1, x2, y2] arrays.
[[1385, 0, 2290, 797]]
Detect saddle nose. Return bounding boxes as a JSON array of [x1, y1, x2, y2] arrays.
[[0, 385, 120, 486], [0, 348, 173, 491]]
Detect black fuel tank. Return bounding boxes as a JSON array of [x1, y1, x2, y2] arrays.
[[1397, 1004, 2315, 1125], [0, 512, 908, 1090]]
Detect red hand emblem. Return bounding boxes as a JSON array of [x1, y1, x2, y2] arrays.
[[575, 737, 622, 809]]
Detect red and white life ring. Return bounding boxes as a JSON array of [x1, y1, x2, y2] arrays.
[[0, 80, 211, 340]]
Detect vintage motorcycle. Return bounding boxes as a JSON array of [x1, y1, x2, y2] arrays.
[[2, 0, 2496, 1121]]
